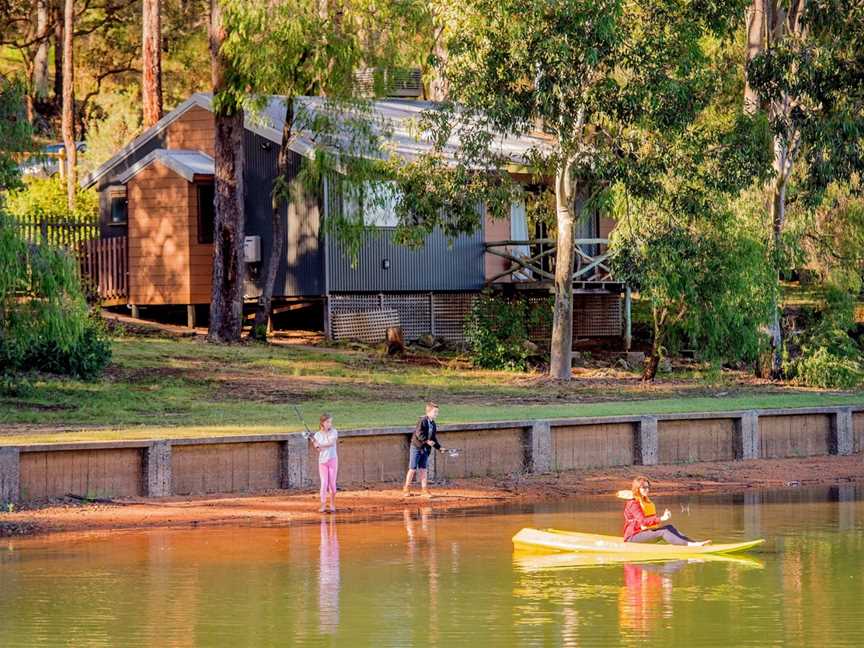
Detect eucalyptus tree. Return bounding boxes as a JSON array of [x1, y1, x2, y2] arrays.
[[414, 0, 751, 380], [142, 0, 164, 127], [208, 0, 246, 343], [219, 0, 429, 338], [745, 1, 864, 378]]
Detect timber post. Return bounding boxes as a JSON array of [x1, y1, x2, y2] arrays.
[[186, 305, 197, 329], [624, 286, 632, 351], [0, 447, 21, 506]]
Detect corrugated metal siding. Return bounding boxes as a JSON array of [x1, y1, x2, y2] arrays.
[[96, 133, 167, 238], [328, 229, 484, 292], [325, 178, 485, 292], [242, 132, 323, 297]]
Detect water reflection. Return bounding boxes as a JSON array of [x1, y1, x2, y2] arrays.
[[618, 561, 679, 635], [317, 517, 340, 635]]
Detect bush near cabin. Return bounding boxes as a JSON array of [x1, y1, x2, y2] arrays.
[[465, 295, 551, 371]]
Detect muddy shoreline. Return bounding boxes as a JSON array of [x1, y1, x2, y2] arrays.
[[2, 455, 862, 538]]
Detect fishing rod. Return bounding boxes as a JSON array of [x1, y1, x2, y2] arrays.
[[292, 404, 314, 440]]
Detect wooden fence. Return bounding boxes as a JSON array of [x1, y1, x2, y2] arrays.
[[79, 236, 128, 303], [12, 217, 100, 250]]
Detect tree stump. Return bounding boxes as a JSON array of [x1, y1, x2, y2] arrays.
[[386, 326, 405, 356]]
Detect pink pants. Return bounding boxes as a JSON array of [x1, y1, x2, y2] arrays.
[[318, 458, 338, 503]]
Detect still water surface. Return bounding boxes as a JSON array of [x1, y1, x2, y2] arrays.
[[1, 486, 862, 647]]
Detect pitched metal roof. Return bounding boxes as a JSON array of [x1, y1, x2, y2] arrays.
[[113, 149, 214, 184], [81, 93, 550, 188]]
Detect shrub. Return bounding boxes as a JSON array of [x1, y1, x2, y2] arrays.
[[465, 295, 549, 371], [795, 347, 863, 389], [790, 286, 864, 389], [5, 176, 99, 224], [0, 212, 111, 380]]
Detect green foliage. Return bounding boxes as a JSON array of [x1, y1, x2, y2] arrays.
[[0, 213, 111, 380], [611, 211, 774, 366], [80, 91, 143, 177], [465, 295, 549, 370], [790, 287, 863, 389], [5, 177, 99, 224], [747, 1, 864, 207], [0, 77, 31, 193]]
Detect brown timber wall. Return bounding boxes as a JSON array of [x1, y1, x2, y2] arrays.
[[128, 164, 194, 305], [759, 414, 832, 458], [552, 422, 635, 470], [2, 405, 862, 505], [658, 418, 738, 464], [171, 442, 281, 496], [18, 448, 143, 500]]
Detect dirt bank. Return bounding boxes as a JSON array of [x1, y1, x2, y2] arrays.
[[2, 455, 862, 538]]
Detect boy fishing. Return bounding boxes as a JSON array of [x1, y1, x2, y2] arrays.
[[402, 402, 445, 498]]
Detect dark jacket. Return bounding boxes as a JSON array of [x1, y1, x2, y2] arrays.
[[411, 416, 441, 451]]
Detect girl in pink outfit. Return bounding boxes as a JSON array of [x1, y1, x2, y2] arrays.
[[313, 413, 338, 513]]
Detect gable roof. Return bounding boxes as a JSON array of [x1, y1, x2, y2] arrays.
[[114, 149, 214, 184], [82, 93, 551, 189]]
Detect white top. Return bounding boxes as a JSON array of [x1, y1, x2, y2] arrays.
[[313, 429, 338, 464]]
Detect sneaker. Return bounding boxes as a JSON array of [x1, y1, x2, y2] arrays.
[[402, 488, 410, 497], [318, 505, 326, 513], [421, 490, 432, 499]]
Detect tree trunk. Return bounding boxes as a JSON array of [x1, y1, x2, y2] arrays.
[[743, 0, 765, 114], [142, 0, 163, 127], [642, 346, 660, 381], [549, 165, 576, 380], [252, 100, 294, 340], [208, 0, 246, 343], [33, 0, 51, 101], [53, 5, 63, 102], [769, 177, 786, 379], [62, 0, 76, 211]]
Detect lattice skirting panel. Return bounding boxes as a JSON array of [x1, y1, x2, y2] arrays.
[[330, 308, 401, 343], [527, 293, 622, 341], [329, 293, 478, 342], [328, 292, 621, 343]]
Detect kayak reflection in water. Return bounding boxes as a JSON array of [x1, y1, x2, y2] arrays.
[[622, 476, 711, 547]]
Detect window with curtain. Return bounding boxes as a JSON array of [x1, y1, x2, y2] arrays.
[[345, 180, 400, 228]]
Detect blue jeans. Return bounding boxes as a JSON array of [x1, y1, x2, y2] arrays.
[[408, 445, 430, 470]]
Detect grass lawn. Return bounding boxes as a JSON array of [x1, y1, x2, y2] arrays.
[[1, 335, 862, 445]]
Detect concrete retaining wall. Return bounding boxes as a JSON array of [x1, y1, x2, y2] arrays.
[[1, 405, 862, 505]]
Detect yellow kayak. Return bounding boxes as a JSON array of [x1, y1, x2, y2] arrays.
[[513, 550, 765, 572], [512, 528, 765, 558]]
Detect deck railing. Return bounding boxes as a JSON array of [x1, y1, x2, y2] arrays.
[[79, 236, 128, 303], [11, 217, 100, 250], [484, 238, 615, 284]]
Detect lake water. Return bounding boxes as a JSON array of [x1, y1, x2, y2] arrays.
[[1, 486, 862, 647]]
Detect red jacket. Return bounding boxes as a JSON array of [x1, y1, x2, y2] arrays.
[[623, 499, 660, 541]]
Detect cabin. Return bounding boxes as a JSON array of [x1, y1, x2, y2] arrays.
[[81, 93, 627, 344]]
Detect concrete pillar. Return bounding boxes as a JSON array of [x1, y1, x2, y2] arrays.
[[636, 417, 658, 466], [737, 411, 760, 460], [832, 408, 854, 456], [0, 448, 21, 505], [144, 441, 172, 496], [281, 435, 310, 489], [528, 421, 553, 474]]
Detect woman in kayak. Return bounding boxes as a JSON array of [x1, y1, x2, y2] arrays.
[[623, 477, 710, 547]]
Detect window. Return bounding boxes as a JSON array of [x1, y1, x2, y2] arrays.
[[197, 182, 215, 244], [109, 196, 128, 225], [345, 180, 400, 228]]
